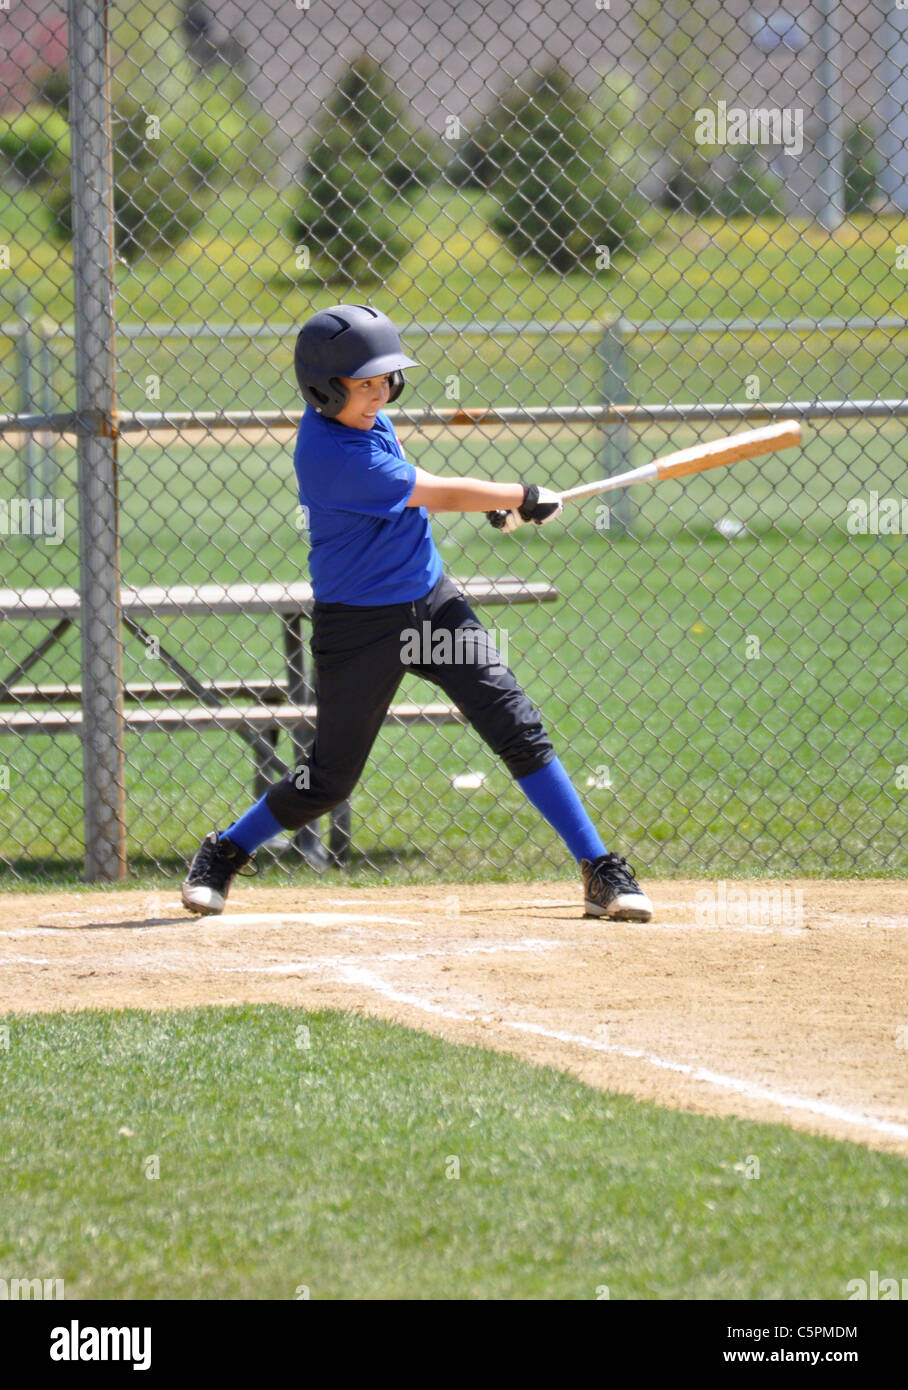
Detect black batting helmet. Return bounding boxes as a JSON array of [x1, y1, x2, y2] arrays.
[[293, 304, 419, 417]]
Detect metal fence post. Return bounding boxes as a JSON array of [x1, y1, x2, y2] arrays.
[[878, 1, 908, 211], [68, 0, 126, 881], [599, 317, 633, 533], [816, 0, 844, 230]]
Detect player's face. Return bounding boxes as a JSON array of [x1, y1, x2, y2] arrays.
[[335, 374, 393, 429]]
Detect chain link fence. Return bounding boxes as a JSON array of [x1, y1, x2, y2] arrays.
[[1, 0, 906, 884]]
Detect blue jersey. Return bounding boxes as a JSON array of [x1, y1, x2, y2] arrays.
[[292, 406, 443, 605]]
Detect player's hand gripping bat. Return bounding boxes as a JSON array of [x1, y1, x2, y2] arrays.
[[486, 420, 802, 530]]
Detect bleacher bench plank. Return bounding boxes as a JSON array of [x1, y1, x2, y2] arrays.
[[3, 680, 287, 705], [0, 577, 557, 621], [0, 703, 465, 735]]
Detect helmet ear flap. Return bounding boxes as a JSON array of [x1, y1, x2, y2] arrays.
[[326, 377, 350, 415], [387, 370, 405, 403], [304, 378, 349, 417]]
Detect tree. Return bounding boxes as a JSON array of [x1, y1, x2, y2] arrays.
[[483, 66, 640, 272], [843, 123, 880, 215], [0, 106, 69, 185], [289, 134, 409, 286], [48, 71, 267, 261], [323, 55, 435, 193], [288, 56, 430, 285], [448, 85, 518, 190], [714, 148, 784, 219], [34, 69, 69, 117]]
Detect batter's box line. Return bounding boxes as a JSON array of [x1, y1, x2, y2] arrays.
[[216, 936, 564, 976], [265, 953, 908, 1147]]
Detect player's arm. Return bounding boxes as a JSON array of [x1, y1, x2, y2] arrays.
[[407, 467, 561, 529], [407, 466, 523, 513]]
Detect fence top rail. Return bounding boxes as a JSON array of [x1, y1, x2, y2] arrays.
[[4, 316, 908, 341], [2, 399, 908, 436]]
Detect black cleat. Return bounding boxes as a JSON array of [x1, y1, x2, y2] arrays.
[[181, 831, 256, 915], [581, 852, 653, 922]]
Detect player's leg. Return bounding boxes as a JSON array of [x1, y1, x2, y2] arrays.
[[264, 600, 408, 830], [181, 600, 408, 913], [412, 575, 652, 920]]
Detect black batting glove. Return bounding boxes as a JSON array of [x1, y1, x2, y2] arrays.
[[487, 483, 563, 533]]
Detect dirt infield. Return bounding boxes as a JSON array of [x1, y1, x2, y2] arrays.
[[1, 877, 905, 1155]]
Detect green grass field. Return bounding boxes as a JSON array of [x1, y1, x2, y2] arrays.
[[1, 1005, 902, 1300]]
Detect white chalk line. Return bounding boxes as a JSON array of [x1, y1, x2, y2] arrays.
[[0, 910, 425, 938], [196, 911, 427, 930], [222, 938, 908, 1145], [217, 936, 561, 976], [0, 932, 561, 982]]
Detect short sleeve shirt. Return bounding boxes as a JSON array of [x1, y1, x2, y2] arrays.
[[293, 407, 443, 605]]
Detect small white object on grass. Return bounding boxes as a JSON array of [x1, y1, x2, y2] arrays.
[[452, 772, 486, 790], [715, 516, 747, 538]]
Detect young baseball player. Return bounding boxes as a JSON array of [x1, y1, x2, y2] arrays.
[[181, 304, 652, 922]]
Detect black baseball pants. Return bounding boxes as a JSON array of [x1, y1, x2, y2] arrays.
[[265, 572, 555, 830]]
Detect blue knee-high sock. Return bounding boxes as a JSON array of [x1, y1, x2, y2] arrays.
[[223, 795, 284, 855], [517, 756, 607, 864]]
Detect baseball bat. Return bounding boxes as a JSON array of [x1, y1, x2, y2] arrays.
[[561, 419, 802, 505]]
